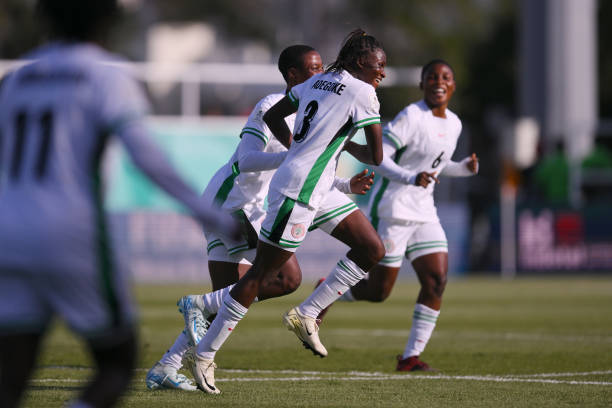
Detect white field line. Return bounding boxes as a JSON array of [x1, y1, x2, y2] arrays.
[[327, 329, 612, 343], [31, 368, 612, 386]]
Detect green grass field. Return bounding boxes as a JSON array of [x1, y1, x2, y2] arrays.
[[23, 277, 612, 407]]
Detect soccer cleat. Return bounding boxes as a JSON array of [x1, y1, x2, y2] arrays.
[[177, 295, 210, 346], [145, 362, 197, 391], [190, 355, 221, 394], [282, 307, 328, 357], [314, 278, 332, 323], [395, 355, 434, 372]]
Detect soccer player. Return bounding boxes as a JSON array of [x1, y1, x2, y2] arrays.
[[146, 44, 376, 391], [180, 29, 386, 394], [319, 59, 479, 371], [0, 1, 239, 407]]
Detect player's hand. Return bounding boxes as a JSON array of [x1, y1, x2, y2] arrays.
[[414, 171, 439, 188], [466, 153, 479, 174], [350, 169, 375, 195]]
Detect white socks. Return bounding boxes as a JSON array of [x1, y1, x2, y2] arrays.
[[338, 288, 356, 302], [203, 284, 234, 314], [196, 293, 248, 360], [299, 256, 366, 319], [203, 284, 258, 314], [159, 330, 191, 370], [403, 303, 440, 358]]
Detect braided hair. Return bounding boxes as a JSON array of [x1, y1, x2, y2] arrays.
[[278, 45, 316, 81], [326, 29, 384, 74]]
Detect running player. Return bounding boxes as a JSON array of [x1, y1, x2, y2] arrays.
[[146, 44, 375, 391], [182, 29, 386, 394], [319, 59, 479, 371], [0, 1, 239, 407]]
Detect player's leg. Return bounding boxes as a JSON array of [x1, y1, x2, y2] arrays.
[[349, 263, 401, 302], [53, 250, 141, 404], [286, 196, 385, 355], [323, 217, 411, 308], [79, 330, 138, 407], [397, 222, 448, 371], [0, 333, 45, 408], [297, 205, 386, 324], [191, 193, 309, 393], [0, 272, 51, 408]]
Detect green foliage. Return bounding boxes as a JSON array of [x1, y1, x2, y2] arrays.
[[24, 277, 612, 407]]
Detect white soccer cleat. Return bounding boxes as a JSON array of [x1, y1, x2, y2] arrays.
[[190, 355, 221, 394], [177, 295, 210, 345], [145, 362, 197, 391], [282, 307, 328, 357]]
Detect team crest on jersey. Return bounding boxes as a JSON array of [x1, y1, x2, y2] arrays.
[[291, 223, 306, 239], [383, 239, 395, 253], [255, 109, 264, 121]]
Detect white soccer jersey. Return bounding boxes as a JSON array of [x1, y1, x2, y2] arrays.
[[270, 70, 381, 208], [202, 93, 292, 214], [369, 100, 462, 223], [0, 43, 153, 274]]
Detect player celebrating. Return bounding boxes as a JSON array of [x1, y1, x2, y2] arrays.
[[183, 29, 386, 394], [320, 59, 479, 371], [0, 1, 239, 407], [146, 44, 375, 391]]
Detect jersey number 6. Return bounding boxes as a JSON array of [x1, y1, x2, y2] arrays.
[[294, 100, 318, 143], [431, 151, 444, 168]]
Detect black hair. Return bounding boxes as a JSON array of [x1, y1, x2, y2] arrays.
[[37, 0, 118, 41], [420, 59, 454, 81], [326, 29, 383, 74], [278, 45, 316, 81]]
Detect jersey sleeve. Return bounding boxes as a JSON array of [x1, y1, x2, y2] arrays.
[[97, 68, 150, 134], [352, 85, 381, 129], [238, 133, 287, 172], [383, 107, 412, 150], [287, 80, 308, 109], [239, 96, 277, 146]]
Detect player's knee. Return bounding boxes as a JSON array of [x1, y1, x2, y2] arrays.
[[426, 269, 447, 298], [365, 237, 386, 264], [280, 272, 302, 295]]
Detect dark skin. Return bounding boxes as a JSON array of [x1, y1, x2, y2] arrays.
[[230, 48, 388, 308], [208, 52, 378, 298], [351, 62, 477, 316], [208, 50, 324, 292]]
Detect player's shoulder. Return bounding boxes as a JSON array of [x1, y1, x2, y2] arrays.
[[256, 92, 285, 110], [445, 107, 461, 124]]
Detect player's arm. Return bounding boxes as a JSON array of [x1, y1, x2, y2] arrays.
[[373, 139, 438, 188], [441, 153, 479, 177], [263, 96, 297, 149], [345, 123, 383, 166], [333, 169, 375, 195], [237, 133, 287, 172], [117, 120, 241, 238]]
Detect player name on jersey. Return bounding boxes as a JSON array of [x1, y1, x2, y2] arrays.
[[311, 79, 346, 95]]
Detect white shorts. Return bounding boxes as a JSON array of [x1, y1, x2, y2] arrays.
[[204, 204, 265, 265], [374, 217, 448, 267], [0, 262, 135, 340], [259, 188, 358, 252]]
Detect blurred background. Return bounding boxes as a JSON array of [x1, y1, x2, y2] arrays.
[[1, 0, 611, 282]]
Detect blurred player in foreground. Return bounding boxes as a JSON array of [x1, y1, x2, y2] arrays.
[[149, 44, 375, 391], [319, 59, 479, 371], [180, 29, 386, 394], [0, 1, 239, 407]]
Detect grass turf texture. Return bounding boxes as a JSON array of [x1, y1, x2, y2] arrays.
[[24, 277, 612, 407]]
